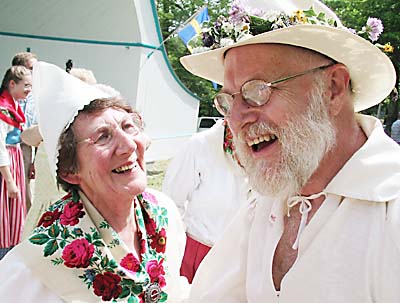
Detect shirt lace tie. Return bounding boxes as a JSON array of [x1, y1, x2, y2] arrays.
[[287, 192, 326, 250]]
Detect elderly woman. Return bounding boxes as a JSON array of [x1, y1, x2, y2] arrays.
[[0, 66, 30, 259], [0, 62, 188, 303]]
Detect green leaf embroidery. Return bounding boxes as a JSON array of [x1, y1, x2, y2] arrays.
[[131, 283, 144, 295], [119, 286, 130, 299], [29, 233, 50, 245], [51, 257, 64, 266], [93, 240, 105, 247], [61, 227, 70, 239], [44, 239, 59, 257], [99, 221, 110, 229], [48, 224, 60, 238], [59, 240, 67, 249]]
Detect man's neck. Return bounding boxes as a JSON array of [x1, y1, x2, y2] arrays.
[[300, 117, 367, 196]]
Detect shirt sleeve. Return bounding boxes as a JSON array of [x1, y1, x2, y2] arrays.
[[162, 137, 201, 217], [0, 250, 63, 303], [0, 120, 10, 166]]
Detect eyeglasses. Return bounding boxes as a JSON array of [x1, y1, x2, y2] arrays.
[[214, 63, 336, 117], [77, 112, 144, 149]]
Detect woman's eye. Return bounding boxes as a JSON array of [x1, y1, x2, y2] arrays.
[[123, 122, 137, 133], [95, 130, 112, 145]]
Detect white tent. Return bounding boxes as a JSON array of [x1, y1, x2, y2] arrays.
[[0, 0, 199, 161]]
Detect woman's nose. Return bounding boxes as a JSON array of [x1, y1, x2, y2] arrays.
[[114, 128, 137, 155]]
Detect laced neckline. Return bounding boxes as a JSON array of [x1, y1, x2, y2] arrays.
[[287, 191, 326, 250]]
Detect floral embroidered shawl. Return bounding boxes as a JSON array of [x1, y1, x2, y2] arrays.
[[0, 90, 25, 130], [26, 190, 169, 303]]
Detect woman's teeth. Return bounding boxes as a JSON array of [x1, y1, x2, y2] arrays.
[[113, 163, 135, 173]]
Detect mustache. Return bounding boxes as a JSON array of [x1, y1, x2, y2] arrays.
[[237, 120, 280, 143]]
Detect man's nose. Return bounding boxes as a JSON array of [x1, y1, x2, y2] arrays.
[[228, 95, 259, 134]]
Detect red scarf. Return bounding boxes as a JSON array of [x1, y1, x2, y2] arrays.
[[0, 90, 26, 130]]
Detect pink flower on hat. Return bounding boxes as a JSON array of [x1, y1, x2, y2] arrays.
[[363, 17, 383, 42]]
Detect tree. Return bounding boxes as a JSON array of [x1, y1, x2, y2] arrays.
[[156, 0, 230, 117]]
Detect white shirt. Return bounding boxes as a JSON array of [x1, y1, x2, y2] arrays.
[[163, 120, 250, 246], [189, 114, 400, 303], [0, 119, 12, 166]]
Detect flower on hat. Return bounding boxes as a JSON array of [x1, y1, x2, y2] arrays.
[[361, 17, 384, 42], [383, 43, 394, 53], [189, 1, 389, 57], [375, 42, 394, 54]]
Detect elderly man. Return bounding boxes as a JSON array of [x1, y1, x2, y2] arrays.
[[180, 0, 399, 302]]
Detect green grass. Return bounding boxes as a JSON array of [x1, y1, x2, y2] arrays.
[[146, 160, 171, 191]]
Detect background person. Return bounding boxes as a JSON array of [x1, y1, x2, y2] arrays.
[[180, 0, 399, 302], [0, 62, 188, 302], [163, 119, 249, 283], [0, 66, 30, 259], [390, 112, 400, 144], [11, 52, 38, 212]]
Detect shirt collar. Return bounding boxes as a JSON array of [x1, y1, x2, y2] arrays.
[[325, 114, 400, 202]]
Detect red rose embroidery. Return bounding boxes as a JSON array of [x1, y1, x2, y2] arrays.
[[37, 209, 61, 227], [60, 201, 85, 226], [93, 272, 122, 301], [142, 191, 157, 204], [62, 238, 94, 268], [145, 217, 157, 236], [150, 228, 167, 253], [120, 253, 141, 273], [146, 259, 166, 287], [139, 238, 147, 254]]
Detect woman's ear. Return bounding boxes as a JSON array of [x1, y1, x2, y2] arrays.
[[326, 64, 351, 116], [59, 172, 81, 185], [8, 80, 16, 90]]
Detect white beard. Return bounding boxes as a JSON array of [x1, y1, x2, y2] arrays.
[[233, 79, 336, 200]]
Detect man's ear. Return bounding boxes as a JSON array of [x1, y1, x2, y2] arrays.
[[326, 64, 351, 116], [59, 172, 81, 185]]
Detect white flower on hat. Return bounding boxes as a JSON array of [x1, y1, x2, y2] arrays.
[[222, 22, 234, 34], [220, 38, 235, 48], [237, 33, 254, 42]]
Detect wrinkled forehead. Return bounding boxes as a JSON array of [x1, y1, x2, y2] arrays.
[[224, 43, 333, 67], [73, 108, 129, 132]]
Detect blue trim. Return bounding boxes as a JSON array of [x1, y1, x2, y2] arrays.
[[0, 31, 159, 49], [149, 0, 200, 101]]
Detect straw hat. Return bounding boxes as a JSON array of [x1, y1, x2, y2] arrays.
[[180, 0, 396, 112], [32, 62, 109, 176]]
